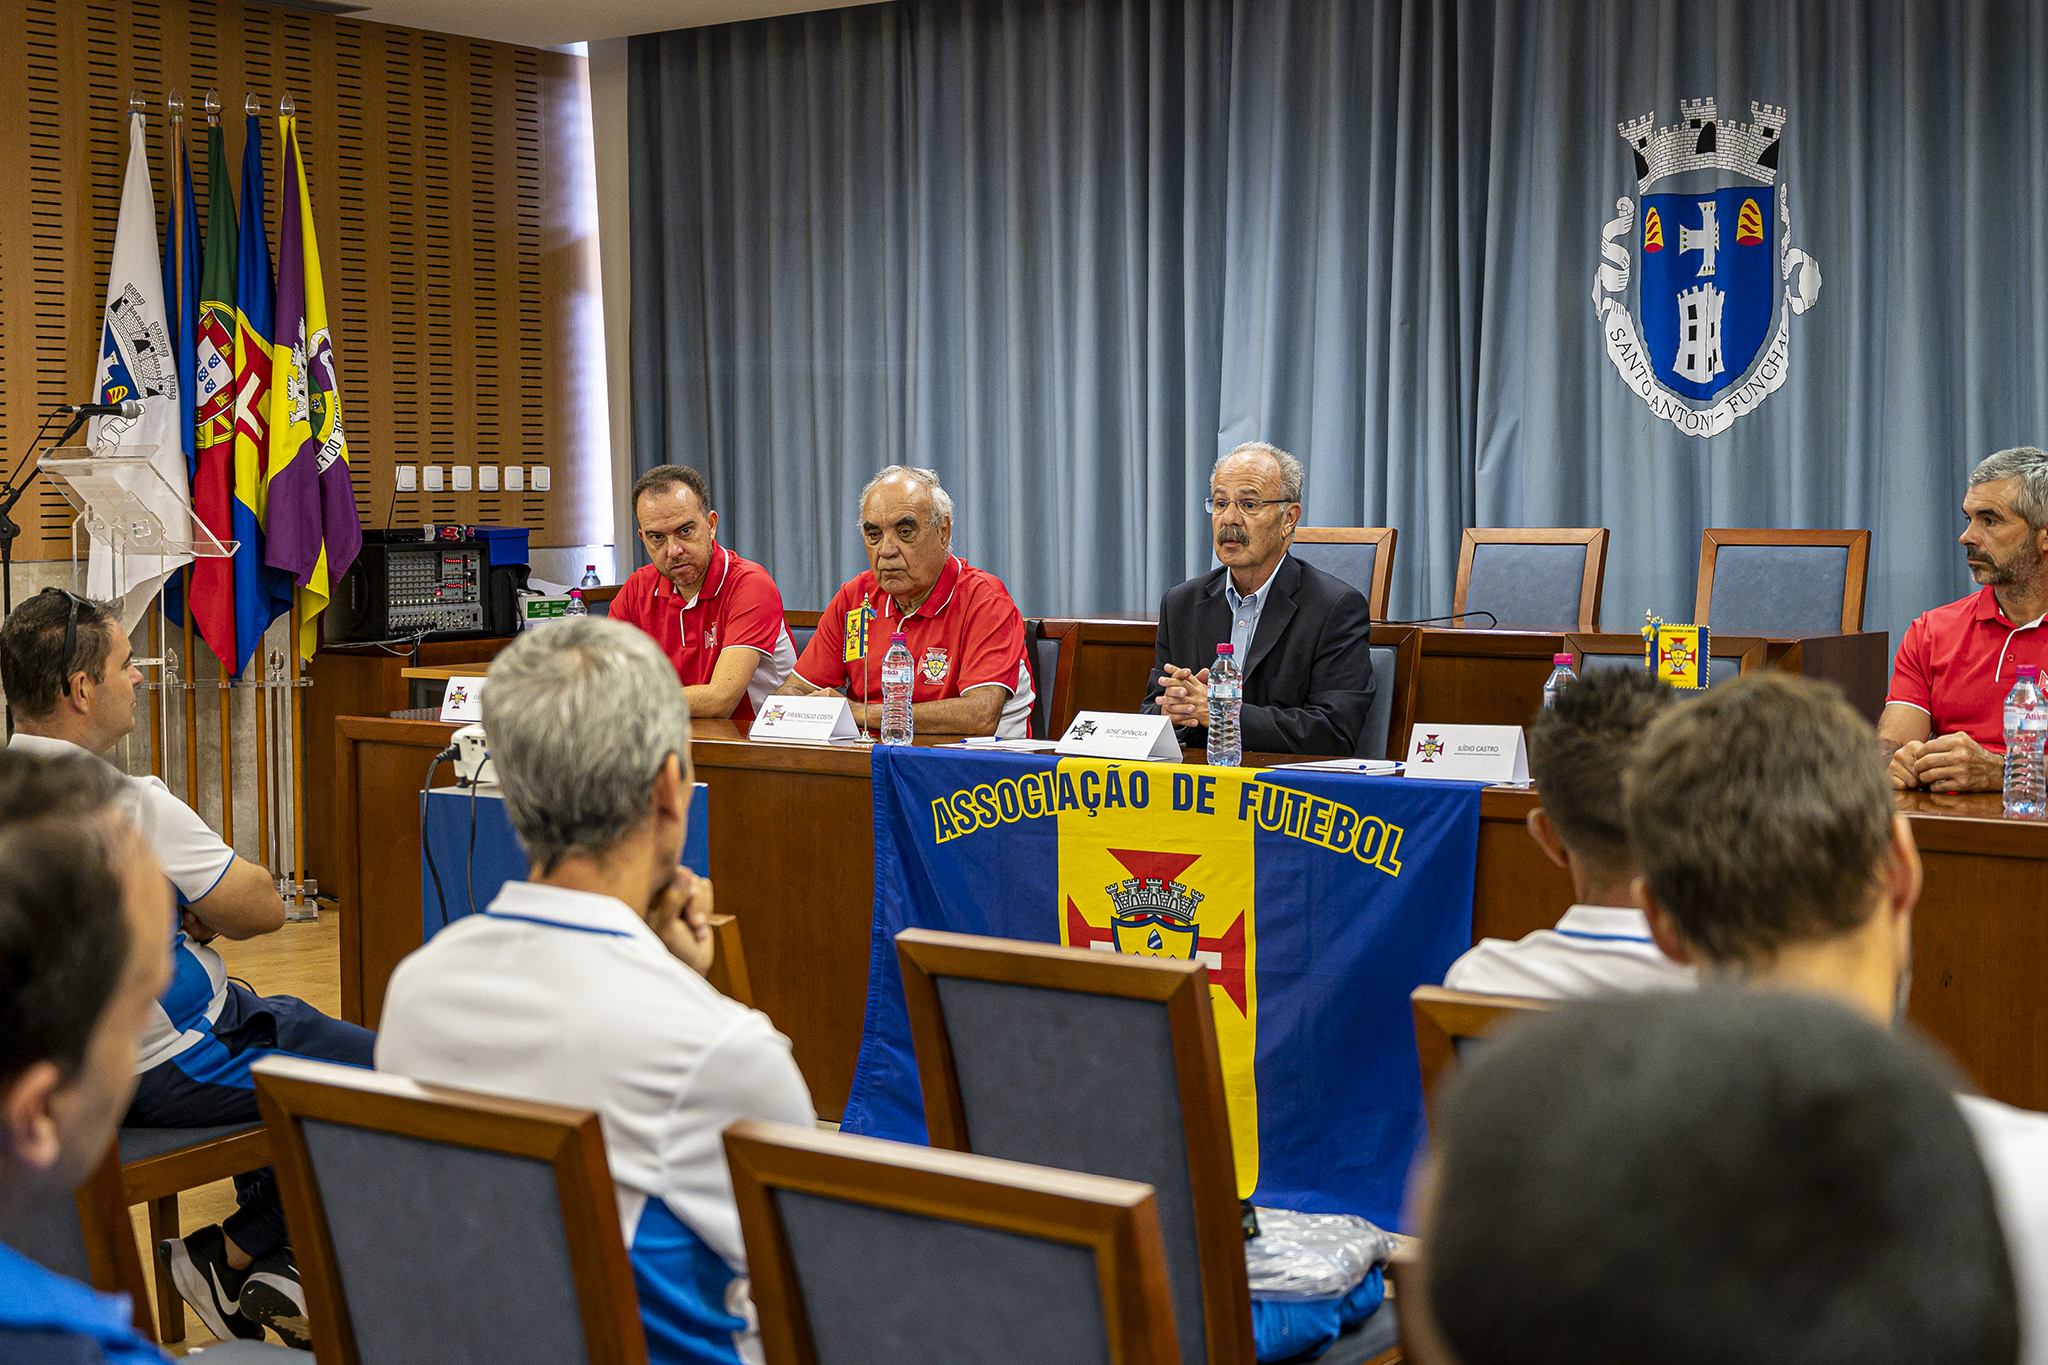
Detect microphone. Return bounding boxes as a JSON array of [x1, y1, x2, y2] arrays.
[[57, 400, 143, 419]]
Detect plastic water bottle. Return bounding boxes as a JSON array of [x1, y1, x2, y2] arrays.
[[564, 589, 588, 619], [2004, 664, 2047, 819], [1207, 643, 1243, 767], [580, 564, 602, 589], [880, 632, 915, 745], [1543, 654, 1577, 709]]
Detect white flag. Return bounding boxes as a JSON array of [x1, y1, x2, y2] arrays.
[[83, 111, 193, 631]]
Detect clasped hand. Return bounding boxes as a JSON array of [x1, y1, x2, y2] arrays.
[[1158, 665, 1212, 729], [1890, 732, 2004, 793], [646, 865, 717, 975]]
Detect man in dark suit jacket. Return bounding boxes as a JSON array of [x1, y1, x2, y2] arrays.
[[1143, 443, 1376, 756]]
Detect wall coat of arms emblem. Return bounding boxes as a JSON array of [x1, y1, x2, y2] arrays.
[[1592, 98, 1822, 437]]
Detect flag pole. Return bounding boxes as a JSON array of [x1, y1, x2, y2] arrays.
[[253, 646, 270, 868], [182, 571, 199, 808], [218, 648, 234, 846], [289, 602, 309, 916], [147, 612, 163, 778]]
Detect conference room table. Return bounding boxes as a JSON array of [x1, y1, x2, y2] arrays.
[[335, 714, 2048, 1122]]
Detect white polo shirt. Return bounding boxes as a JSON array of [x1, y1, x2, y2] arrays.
[[1960, 1094, 2048, 1365], [376, 879, 814, 1365], [1442, 905, 1695, 1000], [7, 732, 236, 1073]]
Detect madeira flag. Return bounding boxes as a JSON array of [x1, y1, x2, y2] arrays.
[[264, 115, 362, 661], [231, 113, 294, 674], [845, 747, 1483, 1228]]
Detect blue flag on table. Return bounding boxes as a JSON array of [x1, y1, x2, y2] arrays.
[[843, 747, 1483, 1229]]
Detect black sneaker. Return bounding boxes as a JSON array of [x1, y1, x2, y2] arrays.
[[238, 1248, 312, 1350], [157, 1224, 263, 1343]]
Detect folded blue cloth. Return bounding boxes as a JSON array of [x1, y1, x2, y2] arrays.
[[1250, 1266, 1386, 1362]]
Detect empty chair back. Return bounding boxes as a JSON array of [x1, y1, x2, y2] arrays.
[[251, 1055, 647, 1365], [785, 610, 821, 663], [1694, 528, 1870, 634], [1026, 620, 1061, 739], [1290, 528, 1395, 620], [1410, 986, 1553, 1129], [895, 930, 1255, 1365], [1454, 529, 1609, 631], [726, 1119, 1181, 1365]]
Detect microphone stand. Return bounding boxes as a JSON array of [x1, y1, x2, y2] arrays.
[[0, 412, 90, 618]]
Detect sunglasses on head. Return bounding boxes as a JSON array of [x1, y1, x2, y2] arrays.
[[36, 587, 96, 697]]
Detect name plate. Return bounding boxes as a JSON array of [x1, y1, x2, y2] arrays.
[[1404, 723, 1529, 783], [439, 677, 486, 723], [1055, 711, 1182, 761], [750, 695, 862, 744]]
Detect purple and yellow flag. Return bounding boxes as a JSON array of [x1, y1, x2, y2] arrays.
[[230, 114, 293, 674], [187, 119, 239, 668], [846, 747, 1483, 1228], [264, 115, 361, 660]]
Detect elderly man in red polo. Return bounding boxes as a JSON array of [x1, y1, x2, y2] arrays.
[[1881, 446, 2048, 791], [778, 465, 1035, 737]]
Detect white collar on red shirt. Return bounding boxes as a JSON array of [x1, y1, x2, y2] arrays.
[[1973, 587, 2047, 683], [879, 556, 964, 623], [652, 544, 733, 610]]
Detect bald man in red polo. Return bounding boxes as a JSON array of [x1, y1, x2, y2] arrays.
[[779, 466, 1035, 738], [1881, 446, 2048, 792]]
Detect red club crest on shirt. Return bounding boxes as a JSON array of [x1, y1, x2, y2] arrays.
[[920, 647, 950, 684]]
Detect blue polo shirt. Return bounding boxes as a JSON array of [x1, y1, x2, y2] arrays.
[[0, 1243, 164, 1365]]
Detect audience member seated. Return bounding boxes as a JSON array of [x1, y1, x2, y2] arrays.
[[0, 751, 173, 1365], [608, 463, 796, 728], [0, 589, 371, 1349], [377, 617, 815, 1365], [1406, 990, 2020, 1365], [1143, 442, 1376, 756], [1624, 672, 2048, 1363], [1442, 668, 1690, 997], [778, 465, 1035, 737], [1881, 446, 2048, 792]]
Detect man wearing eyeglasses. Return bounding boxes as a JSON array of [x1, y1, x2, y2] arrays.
[[1143, 443, 1377, 756], [0, 588, 371, 1349]]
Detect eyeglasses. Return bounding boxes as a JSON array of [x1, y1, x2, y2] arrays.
[[37, 587, 93, 696], [1204, 497, 1290, 516]]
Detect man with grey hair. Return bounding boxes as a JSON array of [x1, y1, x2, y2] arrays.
[[1143, 441, 1377, 755], [780, 464, 1035, 737], [377, 617, 814, 1365], [1882, 445, 2048, 792]]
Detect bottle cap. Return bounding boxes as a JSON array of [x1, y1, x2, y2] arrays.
[[585, 563, 595, 570], [569, 589, 582, 598], [1216, 643, 1234, 655], [2022, 664, 2041, 680], [891, 632, 908, 643], [1553, 653, 1573, 665]]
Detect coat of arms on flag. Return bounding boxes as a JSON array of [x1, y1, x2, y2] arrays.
[[1592, 99, 1822, 438], [843, 603, 874, 662]]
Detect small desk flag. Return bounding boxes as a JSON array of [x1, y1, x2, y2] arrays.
[[844, 602, 875, 663], [1642, 613, 1710, 689]]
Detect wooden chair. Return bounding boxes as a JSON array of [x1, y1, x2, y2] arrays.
[[1363, 625, 1423, 762], [251, 1055, 648, 1365], [896, 929, 1402, 1365], [1563, 632, 1769, 690], [1409, 986, 1553, 1130], [1693, 528, 1870, 634], [725, 1118, 1183, 1365], [0, 1147, 155, 1340], [116, 1122, 272, 1343], [1292, 528, 1398, 621], [784, 609, 823, 663], [705, 912, 753, 1007], [582, 583, 624, 617], [1452, 529, 1609, 632], [1034, 618, 1161, 737]]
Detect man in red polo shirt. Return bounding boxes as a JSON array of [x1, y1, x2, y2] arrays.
[[1882, 446, 2048, 791], [779, 465, 1034, 738], [608, 465, 795, 730]]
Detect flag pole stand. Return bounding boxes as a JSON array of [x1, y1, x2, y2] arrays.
[[253, 647, 271, 878], [285, 603, 315, 921], [182, 569, 200, 808], [217, 645, 234, 848], [148, 612, 164, 778]]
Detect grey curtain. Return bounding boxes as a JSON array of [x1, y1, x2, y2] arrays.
[[630, 0, 2048, 656]]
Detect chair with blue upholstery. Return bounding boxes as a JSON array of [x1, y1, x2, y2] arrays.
[[583, 584, 620, 618], [784, 610, 821, 664], [1359, 626, 1421, 761], [250, 1055, 648, 1365], [1025, 619, 1061, 739], [725, 1118, 1183, 1365], [117, 1121, 271, 1343], [1453, 529, 1608, 632], [895, 930, 1403, 1365], [1692, 528, 1870, 635], [1291, 529, 1397, 621]]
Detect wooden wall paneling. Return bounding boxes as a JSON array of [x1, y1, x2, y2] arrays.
[[1, 0, 605, 562]]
